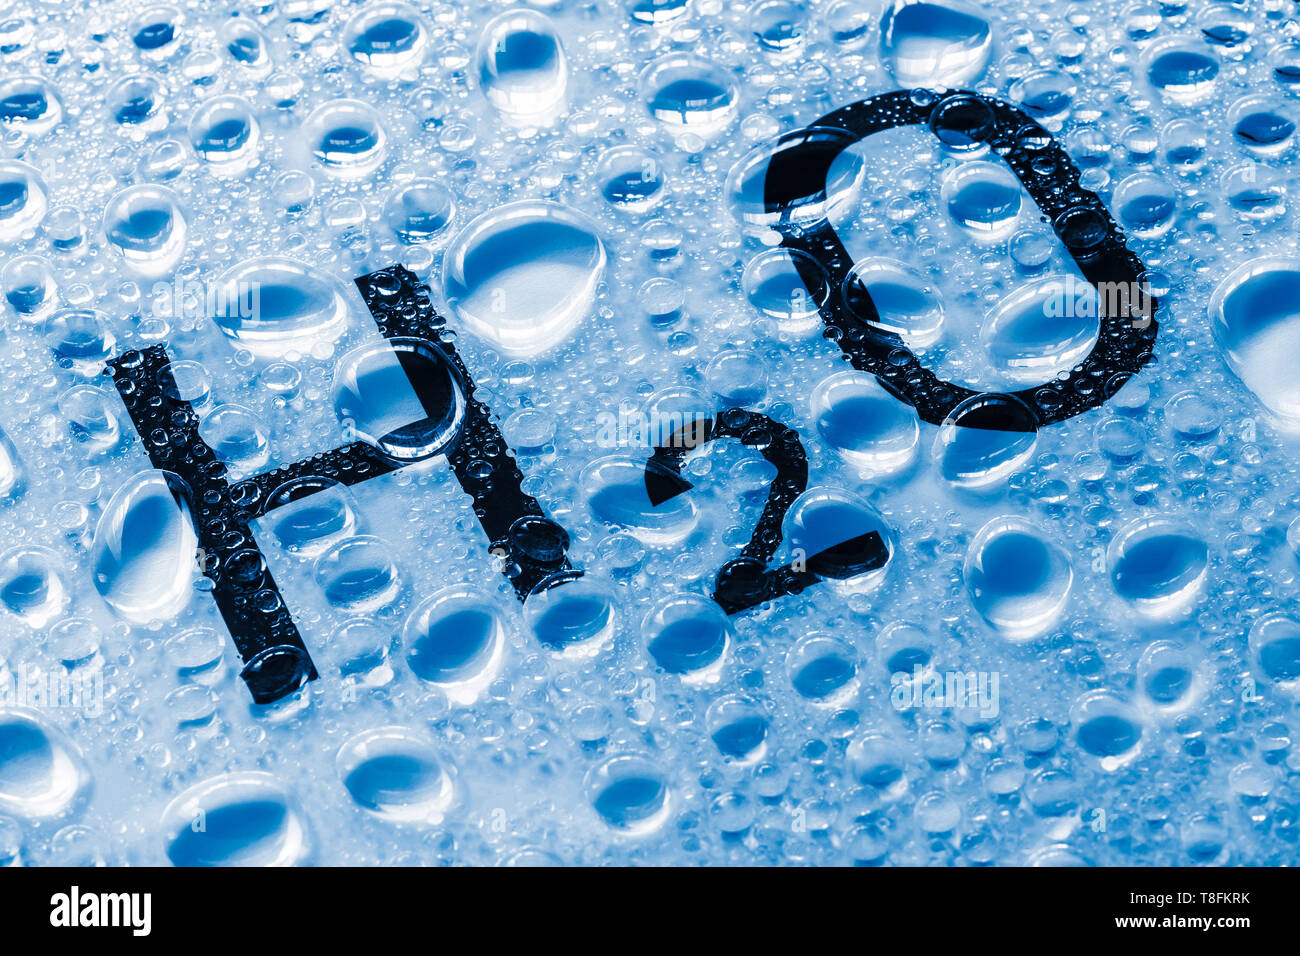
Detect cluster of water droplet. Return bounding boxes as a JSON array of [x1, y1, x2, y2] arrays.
[[1, 0, 1300, 867]]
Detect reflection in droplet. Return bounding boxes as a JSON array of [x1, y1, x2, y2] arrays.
[[303, 100, 387, 177], [581, 455, 697, 545], [586, 755, 671, 834], [344, 3, 427, 76], [0, 547, 65, 627], [812, 371, 919, 475], [934, 393, 1038, 488], [982, 275, 1100, 385], [0, 161, 47, 241], [841, 258, 944, 347], [643, 594, 730, 683], [211, 257, 349, 357], [640, 54, 738, 135], [187, 96, 259, 172]]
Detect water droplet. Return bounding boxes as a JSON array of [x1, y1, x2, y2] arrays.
[[586, 755, 671, 834], [1209, 257, 1300, 423], [212, 257, 348, 357], [641, 54, 738, 134], [1108, 517, 1208, 617], [0, 75, 62, 136], [384, 179, 455, 243], [344, 3, 428, 76], [581, 455, 697, 544], [965, 516, 1073, 640], [1113, 172, 1176, 239], [476, 9, 567, 123], [0, 710, 88, 819], [706, 696, 768, 764], [337, 727, 455, 824], [162, 772, 308, 866], [303, 99, 387, 177], [841, 258, 944, 347], [811, 370, 920, 474], [879, 0, 992, 88], [743, 247, 828, 333], [643, 594, 730, 682], [726, 126, 863, 233], [444, 200, 606, 356], [597, 145, 667, 213], [0, 161, 47, 241], [265, 476, 359, 557], [1137, 640, 1201, 715], [91, 471, 197, 625], [44, 308, 116, 376], [187, 96, 259, 172], [941, 161, 1023, 238], [982, 275, 1100, 385], [1249, 614, 1300, 691], [0, 424, 23, 501], [3, 254, 56, 320], [200, 404, 271, 479], [784, 486, 894, 587], [788, 633, 859, 705], [1146, 39, 1219, 103], [315, 535, 401, 612], [404, 587, 504, 703], [102, 185, 187, 277], [934, 393, 1038, 488], [1071, 691, 1143, 770], [524, 573, 618, 657], [332, 337, 466, 462]]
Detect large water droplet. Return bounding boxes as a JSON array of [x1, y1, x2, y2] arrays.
[[444, 200, 605, 356], [404, 587, 504, 703], [344, 2, 428, 76], [706, 696, 768, 764], [934, 393, 1038, 488], [581, 455, 697, 545], [586, 755, 671, 834], [1209, 257, 1300, 423], [0, 161, 47, 241], [44, 308, 116, 377], [332, 337, 466, 462], [1108, 517, 1208, 617], [783, 486, 894, 588], [91, 471, 197, 625], [726, 126, 863, 233], [102, 185, 186, 276], [303, 100, 386, 177], [162, 772, 308, 866], [337, 727, 455, 824], [315, 536, 401, 612], [982, 275, 1100, 385], [643, 594, 730, 682], [1249, 614, 1300, 692], [384, 179, 455, 243], [788, 634, 859, 705], [0, 547, 65, 627], [811, 370, 920, 474], [965, 516, 1073, 640], [265, 476, 359, 557], [187, 96, 259, 172], [212, 257, 349, 357], [0, 424, 24, 500], [879, 0, 992, 88], [476, 9, 567, 122], [941, 161, 1023, 238], [525, 573, 618, 657], [0, 710, 88, 819], [841, 258, 945, 347], [1071, 691, 1143, 770], [640, 54, 738, 134], [0, 75, 62, 136], [1146, 39, 1219, 102]]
